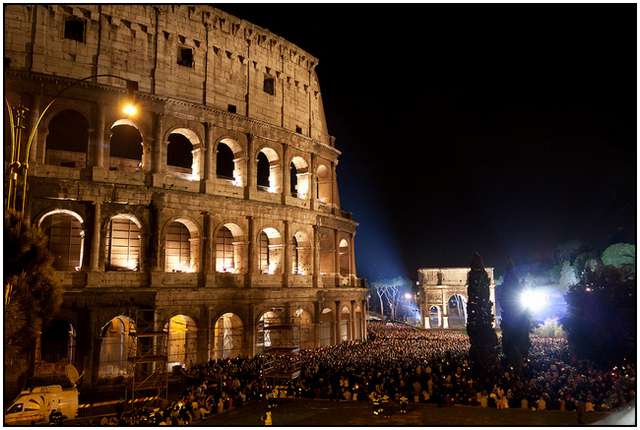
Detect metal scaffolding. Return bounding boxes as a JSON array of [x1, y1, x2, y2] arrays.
[[128, 309, 168, 402]]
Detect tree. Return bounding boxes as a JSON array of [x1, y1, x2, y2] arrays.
[[562, 265, 635, 366], [466, 253, 500, 388], [4, 210, 63, 394], [370, 276, 411, 321], [601, 243, 635, 273], [498, 260, 531, 373]]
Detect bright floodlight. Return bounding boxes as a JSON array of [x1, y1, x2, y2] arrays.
[[122, 102, 138, 117], [519, 288, 549, 313], [404, 293, 413, 300]]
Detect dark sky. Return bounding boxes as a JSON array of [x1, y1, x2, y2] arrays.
[[218, 4, 636, 281]]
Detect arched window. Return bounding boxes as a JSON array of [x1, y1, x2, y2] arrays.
[[447, 294, 467, 328], [167, 133, 193, 171], [316, 164, 331, 203], [290, 156, 309, 199], [110, 120, 143, 169], [39, 211, 84, 271], [41, 320, 76, 364], [292, 231, 310, 275], [45, 110, 89, 168], [105, 216, 141, 271], [215, 226, 235, 272], [259, 231, 270, 273], [338, 239, 350, 276], [216, 143, 235, 180], [165, 222, 191, 272], [257, 152, 270, 190], [212, 313, 244, 360], [99, 316, 136, 378], [166, 315, 198, 369]]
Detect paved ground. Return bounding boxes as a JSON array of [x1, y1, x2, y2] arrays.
[[202, 399, 612, 426]]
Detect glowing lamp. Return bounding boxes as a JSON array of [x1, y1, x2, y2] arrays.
[[404, 293, 413, 300], [519, 288, 549, 313], [122, 102, 138, 117]]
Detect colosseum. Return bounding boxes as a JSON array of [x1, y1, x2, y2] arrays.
[[4, 4, 367, 389]]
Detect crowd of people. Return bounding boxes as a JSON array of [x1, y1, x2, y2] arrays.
[[114, 322, 635, 425]]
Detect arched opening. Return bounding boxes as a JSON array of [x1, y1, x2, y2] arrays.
[[316, 164, 331, 204], [105, 215, 141, 271], [259, 227, 282, 274], [318, 228, 335, 274], [39, 210, 84, 271], [215, 223, 243, 273], [319, 308, 334, 346], [339, 306, 351, 342], [45, 110, 88, 168], [98, 316, 136, 379], [291, 231, 311, 275], [165, 219, 199, 273], [256, 147, 280, 193], [212, 313, 244, 360], [447, 295, 467, 328], [216, 142, 235, 180], [256, 311, 281, 353], [289, 156, 310, 199], [41, 320, 76, 364], [166, 315, 198, 369], [338, 238, 350, 276], [167, 133, 193, 173], [429, 306, 441, 328], [109, 120, 143, 170], [295, 308, 314, 349]]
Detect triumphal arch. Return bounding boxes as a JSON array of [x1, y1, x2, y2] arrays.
[[417, 267, 496, 329]]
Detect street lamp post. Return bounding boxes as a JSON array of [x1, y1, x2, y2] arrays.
[[4, 74, 139, 220]]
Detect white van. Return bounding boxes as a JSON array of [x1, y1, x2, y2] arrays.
[[5, 363, 80, 425], [4, 385, 79, 425]]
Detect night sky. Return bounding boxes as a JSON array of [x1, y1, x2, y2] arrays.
[[219, 4, 636, 281]]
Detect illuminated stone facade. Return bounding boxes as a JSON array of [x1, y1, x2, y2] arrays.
[[4, 4, 366, 387], [417, 267, 496, 329]]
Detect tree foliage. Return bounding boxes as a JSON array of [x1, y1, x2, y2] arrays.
[[4, 210, 63, 358], [562, 265, 635, 366], [369, 276, 411, 320], [466, 253, 500, 388], [498, 260, 531, 373], [601, 243, 635, 272]]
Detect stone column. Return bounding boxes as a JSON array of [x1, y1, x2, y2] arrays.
[[331, 161, 339, 212], [90, 201, 102, 271], [151, 113, 165, 175], [309, 153, 316, 208], [281, 144, 289, 204], [248, 304, 256, 356], [333, 230, 340, 287], [283, 220, 290, 287], [204, 122, 215, 182], [350, 233, 357, 283], [334, 301, 341, 344], [94, 102, 105, 168], [313, 301, 321, 348], [244, 134, 255, 200], [312, 225, 320, 288], [361, 299, 367, 340], [196, 306, 210, 363], [245, 216, 254, 288], [350, 300, 356, 341]]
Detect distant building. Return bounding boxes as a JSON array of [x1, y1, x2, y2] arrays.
[[4, 4, 367, 389], [417, 267, 496, 329]]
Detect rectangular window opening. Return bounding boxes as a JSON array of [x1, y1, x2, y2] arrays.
[[177, 47, 194, 68], [295, 126, 303, 134], [263, 76, 275, 96], [64, 16, 86, 43], [227, 104, 237, 114]]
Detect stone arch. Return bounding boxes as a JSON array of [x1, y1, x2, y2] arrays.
[[212, 313, 245, 360], [98, 315, 136, 379], [294, 307, 314, 349], [256, 310, 283, 353], [338, 238, 350, 276], [162, 217, 200, 273], [428, 305, 442, 329], [41, 319, 76, 364], [316, 164, 331, 204], [45, 109, 89, 168], [216, 137, 244, 186], [166, 128, 202, 180], [258, 227, 283, 274], [292, 230, 311, 275], [339, 305, 351, 342], [447, 294, 467, 328], [104, 214, 142, 272], [214, 222, 244, 273], [109, 119, 143, 170], [256, 146, 281, 193], [318, 228, 335, 274], [165, 314, 198, 369], [289, 155, 310, 199], [38, 209, 85, 271], [319, 307, 334, 346]]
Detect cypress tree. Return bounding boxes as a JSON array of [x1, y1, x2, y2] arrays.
[[498, 259, 531, 373], [466, 252, 500, 388]]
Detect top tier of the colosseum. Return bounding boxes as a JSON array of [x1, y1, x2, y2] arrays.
[[4, 4, 331, 145]]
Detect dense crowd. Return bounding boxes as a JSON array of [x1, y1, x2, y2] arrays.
[[114, 322, 635, 425]]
